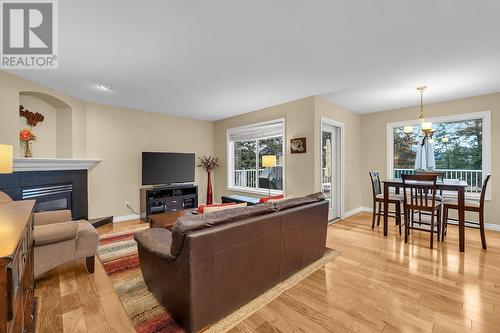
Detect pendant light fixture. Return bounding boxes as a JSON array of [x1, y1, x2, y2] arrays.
[[404, 86, 435, 139]]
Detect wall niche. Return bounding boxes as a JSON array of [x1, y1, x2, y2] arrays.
[[19, 91, 73, 158]]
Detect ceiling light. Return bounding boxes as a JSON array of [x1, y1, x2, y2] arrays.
[[97, 84, 113, 91], [404, 86, 435, 143]]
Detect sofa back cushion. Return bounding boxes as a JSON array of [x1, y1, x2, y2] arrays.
[[170, 203, 275, 257], [273, 192, 325, 211], [198, 202, 247, 214]]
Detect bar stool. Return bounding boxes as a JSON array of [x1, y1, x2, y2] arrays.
[[443, 175, 491, 250], [369, 171, 403, 235]]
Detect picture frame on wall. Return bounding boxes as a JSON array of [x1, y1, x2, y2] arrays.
[[290, 137, 306, 154]]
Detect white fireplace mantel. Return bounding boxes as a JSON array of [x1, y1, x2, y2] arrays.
[[13, 157, 102, 172]]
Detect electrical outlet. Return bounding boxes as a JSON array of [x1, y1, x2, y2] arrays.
[[124, 201, 130, 207]]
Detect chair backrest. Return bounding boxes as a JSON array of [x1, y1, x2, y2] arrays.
[[401, 174, 438, 212], [479, 175, 491, 209], [0, 191, 13, 203], [416, 170, 445, 181], [369, 171, 382, 197], [416, 171, 445, 195]]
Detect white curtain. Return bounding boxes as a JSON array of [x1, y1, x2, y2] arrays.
[[415, 138, 436, 170]]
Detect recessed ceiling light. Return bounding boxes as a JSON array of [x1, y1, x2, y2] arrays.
[[97, 84, 113, 91]]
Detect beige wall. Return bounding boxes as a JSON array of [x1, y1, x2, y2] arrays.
[[3, 70, 499, 224], [314, 96, 363, 212], [0, 71, 87, 157], [86, 103, 214, 218], [360, 93, 500, 225], [0, 70, 214, 219], [213, 96, 363, 215], [213, 97, 316, 201]]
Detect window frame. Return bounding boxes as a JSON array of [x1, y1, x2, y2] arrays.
[[386, 111, 491, 200], [227, 118, 286, 195]]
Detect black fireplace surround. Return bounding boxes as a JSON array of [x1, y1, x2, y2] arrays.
[[0, 170, 88, 220]]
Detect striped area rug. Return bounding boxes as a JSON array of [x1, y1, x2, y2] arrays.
[[98, 230, 342, 333], [98, 231, 184, 333]]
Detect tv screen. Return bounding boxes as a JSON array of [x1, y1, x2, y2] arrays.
[[142, 152, 195, 185]]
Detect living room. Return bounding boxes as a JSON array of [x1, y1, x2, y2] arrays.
[[0, 1, 499, 333]]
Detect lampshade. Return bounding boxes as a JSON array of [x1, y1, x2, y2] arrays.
[[421, 122, 433, 131], [262, 155, 277, 168], [0, 144, 13, 174], [403, 126, 414, 134]]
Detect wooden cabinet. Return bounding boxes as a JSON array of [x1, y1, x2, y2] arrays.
[[0, 200, 36, 333], [140, 185, 198, 222]]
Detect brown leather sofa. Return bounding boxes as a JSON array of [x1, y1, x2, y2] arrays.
[[135, 192, 328, 333]]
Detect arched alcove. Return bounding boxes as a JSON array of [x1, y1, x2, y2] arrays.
[[19, 91, 73, 158]]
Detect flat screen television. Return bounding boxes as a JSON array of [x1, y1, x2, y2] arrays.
[[142, 152, 195, 186]]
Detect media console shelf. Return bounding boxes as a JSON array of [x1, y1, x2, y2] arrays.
[[140, 184, 198, 222]]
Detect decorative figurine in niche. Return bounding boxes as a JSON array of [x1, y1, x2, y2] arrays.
[[19, 105, 44, 158]]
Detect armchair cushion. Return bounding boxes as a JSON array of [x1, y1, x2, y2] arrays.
[[34, 222, 78, 246], [34, 210, 72, 226]]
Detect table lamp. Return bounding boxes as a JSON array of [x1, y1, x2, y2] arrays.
[[0, 144, 13, 174], [262, 155, 277, 196]]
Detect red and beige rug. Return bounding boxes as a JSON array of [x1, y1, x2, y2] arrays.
[[98, 230, 341, 333], [98, 231, 183, 333]]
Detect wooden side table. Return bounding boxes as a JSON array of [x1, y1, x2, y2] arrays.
[[149, 209, 194, 230]]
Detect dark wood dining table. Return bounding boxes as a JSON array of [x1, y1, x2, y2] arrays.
[[382, 179, 469, 252]]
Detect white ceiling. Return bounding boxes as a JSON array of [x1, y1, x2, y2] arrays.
[[8, 0, 500, 120]]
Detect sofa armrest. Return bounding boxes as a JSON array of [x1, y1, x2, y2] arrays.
[[134, 228, 177, 261], [34, 222, 78, 246], [34, 210, 72, 226]]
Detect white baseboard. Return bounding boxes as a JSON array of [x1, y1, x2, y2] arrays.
[[113, 214, 140, 223], [343, 206, 371, 219], [342, 206, 500, 232], [485, 223, 500, 231]]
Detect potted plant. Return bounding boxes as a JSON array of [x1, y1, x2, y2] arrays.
[[197, 156, 219, 205]]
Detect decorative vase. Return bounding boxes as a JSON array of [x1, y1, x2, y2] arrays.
[[23, 142, 32, 158], [206, 171, 213, 205]]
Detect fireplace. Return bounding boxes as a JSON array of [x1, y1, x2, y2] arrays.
[[22, 184, 74, 213], [0, 170, 88, 220]]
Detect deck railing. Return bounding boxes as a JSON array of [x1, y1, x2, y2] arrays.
[[234, 168, 283, 188], [394, 168, 483, 193]]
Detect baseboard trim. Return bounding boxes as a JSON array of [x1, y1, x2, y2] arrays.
[[343, 207, 371, 219], [485, 223, 500, 231], [343, 206, 500, 232], [112, 214, 140, 223]]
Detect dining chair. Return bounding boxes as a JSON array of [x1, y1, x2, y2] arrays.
[[443, 175, 491, 250], [369, 171, 403, 234], [414, 171, 445, 223], [401, 174, 442, 249]]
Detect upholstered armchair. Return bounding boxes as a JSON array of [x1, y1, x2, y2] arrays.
[[33, 210, 99, 278], [0, 191, 98, 278]]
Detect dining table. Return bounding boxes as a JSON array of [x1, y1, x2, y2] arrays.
[[382, 178, 469, 252]]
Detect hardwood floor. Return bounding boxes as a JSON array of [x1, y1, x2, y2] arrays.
[[35, 213, 500, 333]]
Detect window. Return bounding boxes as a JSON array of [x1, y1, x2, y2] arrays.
[[227, 119, 285, 194], [387, 111, 491, 198]]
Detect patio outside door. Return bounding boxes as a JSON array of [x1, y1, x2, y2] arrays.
[[321, 119, 343, 221]]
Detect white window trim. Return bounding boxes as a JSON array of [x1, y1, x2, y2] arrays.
[[227, 118, 286, 196], [386, 111, 491, 200]]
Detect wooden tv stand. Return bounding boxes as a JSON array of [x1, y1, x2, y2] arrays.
[[140, 184, 198, 222]]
